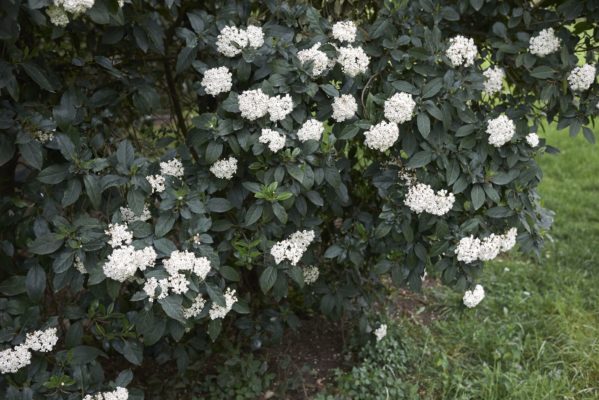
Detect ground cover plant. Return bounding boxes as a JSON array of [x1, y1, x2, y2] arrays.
[[1, 0, 598, 398]]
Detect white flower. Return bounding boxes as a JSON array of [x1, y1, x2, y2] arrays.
[[455, 235, 481, 264], [446, 35, 477, 67], [384, 92, 416, 124], [210, 156, 238, 180], [331, 94, 358, 122], [267, 94, 294, 122], [483, 66, 505, 95], [297, 43, 330, 77], [24, 328, 58, 353], [146, 174, 166, 193], [455, 228, 518, 264], [297, 119, 324, 142], [209, 288, 237, 320], [33, 130, 55, 144], [245, 25, 264, 49], [568, 64, 596, 92], [160, 158, 184, 178], [0, 327, 60, 374], [55, 0, 95, 15], [162, 250, 211, 281], [500, 227, 517, 252], [120, 205, 151, 223], [103, 246, 156, 282], [105, 223, 132, 248], [463, 285, 485, 308], [303, 266, 319, 285], [183, 295, 206, 319], [528, 28, 561, 57], [238, 89, 270, 120], [337, 45, 369, 77], [363, 121, 399, 152], [167, 273, 189, 295], [404, 183, 455, 216], [201, 67, 233, 96], [83, 387, 129, 400], [216, 26, 248, 57], [478, 234, 503, 261], [143, 277, 159, 302], [47, 5, 69, 27], [270, 230, 315, 266], [374, 324, 387, 341], [74, 255, 87, 274], [259, 128, 286, 153], [332, 21, 357, 43], [0, 344, 31, 374], [526, 132, 540, 147], [486, 115, 515, 147]]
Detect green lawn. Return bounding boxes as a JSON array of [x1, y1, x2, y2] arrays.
[[321, 127, 599, 399]]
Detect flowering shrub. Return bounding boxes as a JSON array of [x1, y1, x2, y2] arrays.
[[1, 0, 598, 397]]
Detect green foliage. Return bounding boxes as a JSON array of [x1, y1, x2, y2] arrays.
[[325, 126, 599, 399], [1, 0, 598, 397]]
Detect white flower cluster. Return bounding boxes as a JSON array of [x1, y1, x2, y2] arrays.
[[209, 288, 238, 320], [105, 223, 133, 248], [210, 156, 238, 180], [33, 130, 55, 144], [374, 324, 387, 341], [446, 35, 478, 67], [54, 0, 95, 15], [0, 344, 31, 374], [297, 43, 331, 77], [526, 132, 540, 147], [268, 94, 294, 122], [163, 250, 211, 281], [238, 89, 270, 120], [455, 228, 517, 264], [404, 183, 455, 216], [104, 246, 156, 282], [160, 158, 184, 178], [74, 255, 87, 274], [486, 114, 515, 147], [568, 64, 596, 92], [201, 67, 233, 96], [83, 387, 129, 400], [270, 230, 315, 266], [337, 46, 370, 77], [24, 327, 59, 352], [103, 224, 156, 282], [120, 205, 151, 223], [384, 92, 416, 124], [216, 25, 264, 57], [238, 89, 294, 121], [528, 28, 561, 57], [259, 128, 286, 153], [145, 157, 183, 195], [332, 21, 357, 43], [144, 251, 211, 301], [331, 94, 358, 122], [463, 284, 485, 308], [303, 266, 319, 285], [47, 6, 69, 27], [483, 66, 505, 95], [297, 119, 324, 142], [146, 174, 166, 194], [183, 295, 206, 319], [0, 327, 58, 374], [363, 121, 399, 152]]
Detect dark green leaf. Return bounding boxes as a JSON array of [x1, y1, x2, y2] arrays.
[[259, 266, 277, 293]]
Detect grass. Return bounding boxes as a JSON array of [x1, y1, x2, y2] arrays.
[[322, 126, 599, 399]]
